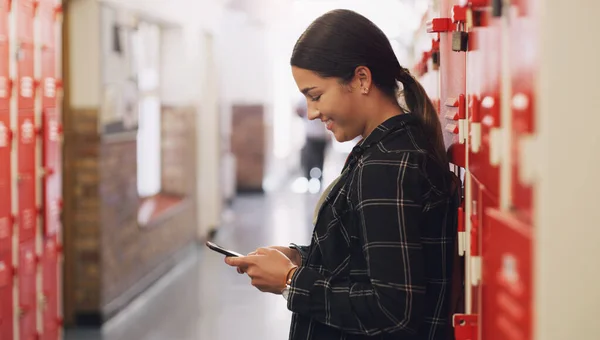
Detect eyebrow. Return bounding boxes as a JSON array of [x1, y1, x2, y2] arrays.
[[301, 87, 317, 95]]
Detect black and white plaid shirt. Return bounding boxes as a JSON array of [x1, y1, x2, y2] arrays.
[[287, 114, 457, 340]]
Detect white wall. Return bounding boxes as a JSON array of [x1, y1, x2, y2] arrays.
[[536, 0, 600, 339]]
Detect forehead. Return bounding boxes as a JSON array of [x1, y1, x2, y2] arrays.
[[291, 66, 332, 92]]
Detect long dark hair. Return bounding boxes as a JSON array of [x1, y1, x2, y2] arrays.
[[291, 9, 447, 166]]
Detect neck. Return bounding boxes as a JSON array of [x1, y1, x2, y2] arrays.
[[361, 96, 404, 138]]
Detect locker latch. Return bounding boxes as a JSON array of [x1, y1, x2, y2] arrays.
[[453, 314, 478, 340], [426, 18, 456, 33]]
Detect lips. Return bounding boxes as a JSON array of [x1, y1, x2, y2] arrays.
[[325, 119, 334, 131]]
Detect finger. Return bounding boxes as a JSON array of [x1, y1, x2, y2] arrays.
[[224, 256, 252, 267], [237, 267, 244, 274], [255, 247, 272, 255]]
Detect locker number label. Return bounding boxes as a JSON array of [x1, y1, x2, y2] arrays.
[[21, 77, 33, 98], [21, 119, 34, 144], [44, 78, 56, 98]]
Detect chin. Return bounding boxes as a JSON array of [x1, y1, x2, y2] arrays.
[[332, 131, 356, 143]]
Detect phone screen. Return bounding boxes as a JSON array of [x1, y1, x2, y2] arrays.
[[205, 241, 244, 257]]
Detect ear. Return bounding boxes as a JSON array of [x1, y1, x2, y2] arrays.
[[352, 66, 372, 94]]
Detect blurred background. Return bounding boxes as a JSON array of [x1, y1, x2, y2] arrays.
[[0, 0, 598, 339]]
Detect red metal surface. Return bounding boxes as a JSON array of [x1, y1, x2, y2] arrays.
[[0, 252, 13, 339], [466, 11, 501, 199], [17, 174, 36, 242], [454, 314, 478, 340], [17, 112, 36, 173], [0, 0, 9, 111], [18, 240, 37, 340], [0, 110, 10, 254], [437, 0, 467, 159], [42, 237, 59, 336], [17, 45, 35, 110], [42, 108, 61, 236], [427, 18, 456, 33], [41, 49, 56, 108], [509, 0, 538, 224], [482, 209, 533, 340], [39, 0, 56, 49], [17, 0, 35, 44]]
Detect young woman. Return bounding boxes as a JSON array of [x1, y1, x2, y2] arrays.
[[226, 9, 459, 340]]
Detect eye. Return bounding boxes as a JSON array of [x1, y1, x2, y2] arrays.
[[310, 94, 322, 102]]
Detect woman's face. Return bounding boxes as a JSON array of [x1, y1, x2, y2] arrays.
[[292, 66, 366, 142]]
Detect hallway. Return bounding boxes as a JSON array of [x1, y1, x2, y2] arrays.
[[65, 191, 318, 340]]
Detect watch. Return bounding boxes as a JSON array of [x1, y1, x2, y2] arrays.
[[282, 285, 291, 300]]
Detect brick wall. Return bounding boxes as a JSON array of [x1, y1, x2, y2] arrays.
[[63, 106, 198, 325], [63, 108, 102, 321], [231, 104, 265, 191]]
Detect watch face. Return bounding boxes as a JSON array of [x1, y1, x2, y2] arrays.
[[282, 286, 290, 300]]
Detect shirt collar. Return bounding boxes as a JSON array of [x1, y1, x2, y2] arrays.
[[358, 113, 417, 150], [342, 113, 417, 171]]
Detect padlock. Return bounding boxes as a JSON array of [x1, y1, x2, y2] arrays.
[[452, 31, 469, 52], [492, 0, 502, 17], [432, 51, 440, 70]]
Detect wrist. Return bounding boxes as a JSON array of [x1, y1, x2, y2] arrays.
[[283, 265, 298, 290]]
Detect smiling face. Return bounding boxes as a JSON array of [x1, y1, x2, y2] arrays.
[[292, 66, 367, 142]]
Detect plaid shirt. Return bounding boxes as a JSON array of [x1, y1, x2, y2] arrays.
[[287, 114, 457, 340]]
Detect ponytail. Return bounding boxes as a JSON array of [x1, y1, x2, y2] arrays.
[[397, 68, 448, 166]]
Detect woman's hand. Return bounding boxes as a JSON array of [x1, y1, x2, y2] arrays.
[[225, 248, 296, 294], [235, 246, 301, 274]]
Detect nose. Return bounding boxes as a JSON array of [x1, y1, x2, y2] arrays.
[[307, 104, 320, 121]]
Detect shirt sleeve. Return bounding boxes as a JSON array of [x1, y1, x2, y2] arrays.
[[287, 152, 427, 336], [289, 243, 310, 265]]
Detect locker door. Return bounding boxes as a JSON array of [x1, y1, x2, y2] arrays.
[[481, 209, 533, 340], [0, 253, 13, 339], [41, 48, 56, 109], [509, 0, 538, 224], [39, 0, 56, 50], [41, 238, 59, 338], [0, 110, 10, 253], [17, 45, 35, 110], [17, 0, 35, 44], [467, 12, 502, 199], [42, 108, 60, 236], [18, 240, 37, 340], [18, 112, 36, 242], [0, 0, 10, 111]]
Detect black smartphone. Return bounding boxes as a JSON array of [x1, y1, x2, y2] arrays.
[[205, 241, 244, 257]]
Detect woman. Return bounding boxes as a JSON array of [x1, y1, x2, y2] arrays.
[[226, 9, 459, 340]]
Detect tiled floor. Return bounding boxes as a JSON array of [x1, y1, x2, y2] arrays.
[[65, 190, 319, 340]]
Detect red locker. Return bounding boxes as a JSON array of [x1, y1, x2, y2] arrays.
[[18, 112, 36, 173], [17, 0, 35, 44], [17, 175, 36, 242], [509, 0, 538, 224], [42, 108, 61, 236], [18, 240, 37, 340], [18, 111, 37, 242], [41, 237, 59, 338], [481, 209, 533, 340], [428, 0, 467, 166], [17, 45, 35, 110], [467, 11, 502, 199], [0, 110, 10, 254], [41, 49, 57, 108], [0, 0, 10, 111], [0, 253, 13, 339], [39, 0, 57, 49]]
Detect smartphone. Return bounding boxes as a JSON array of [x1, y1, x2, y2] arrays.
[[205, 241, 244, 257]]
